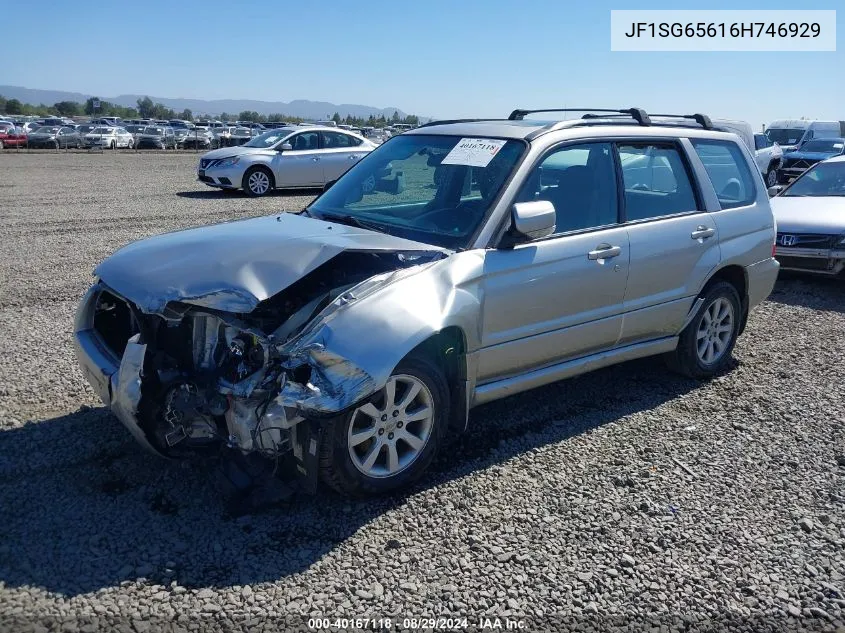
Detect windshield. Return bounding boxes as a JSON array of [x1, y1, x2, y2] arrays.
[[798, 139, 844, 153], [125, 125, 143, 132], [783, 162, 845, 197], [244, 128, 293, 147], [91, 127, 112, 134], [35, 127, 60, 134], [143, 127, 164, 135], [766, 128, 804, 145], [309, 134, 526, 249]]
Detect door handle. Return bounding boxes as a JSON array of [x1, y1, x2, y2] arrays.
[[691, 226, 716, 240], [587, 244, 622, 261], [349, 154, 358, 160], [312, 157, 320, 162]]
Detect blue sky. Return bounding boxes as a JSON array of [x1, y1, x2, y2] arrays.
[[1, 0, 842, 128]]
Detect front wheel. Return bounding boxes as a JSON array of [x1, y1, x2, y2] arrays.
[[765, 166, 778, 187], [242, 166, 273, 197], [666, 280, 741, 379], [320, 355, 450, 497]]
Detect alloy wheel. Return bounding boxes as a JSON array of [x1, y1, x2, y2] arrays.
[[347, 374, 435, 478], [696, 297, 734, 365], [248, 171, 270, 195], [766, 169, 778, 187]]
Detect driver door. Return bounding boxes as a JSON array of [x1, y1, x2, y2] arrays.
[[272, 131, 323, 187], [476, 142, 630, 385]]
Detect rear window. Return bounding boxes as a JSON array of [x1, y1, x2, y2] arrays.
[[691, 140, 757, 209]]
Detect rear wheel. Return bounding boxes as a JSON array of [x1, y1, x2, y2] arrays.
[[666, 280, 741, 379], [320, 355, 449, 497], [242, 166, 273, 197]]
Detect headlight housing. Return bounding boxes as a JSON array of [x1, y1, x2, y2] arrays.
[[216, 156, 240, 168]]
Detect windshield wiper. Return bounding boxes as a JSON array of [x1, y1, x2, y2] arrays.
[[318, 212, 390, 234]]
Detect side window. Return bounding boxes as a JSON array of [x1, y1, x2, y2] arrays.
[[516, 142, 618, 233], [289, 132, 319, 151], [753, 134, 771, 150], [691, 139, 756, 209], [321, 131, 357, 148], [617, 143, 698, 221]]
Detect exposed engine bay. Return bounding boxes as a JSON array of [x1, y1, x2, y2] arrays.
[[85, 249, 444, 497]]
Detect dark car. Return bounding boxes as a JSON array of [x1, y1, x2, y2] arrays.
[[135, 126, 177, 150], [779, 138, 845, 183], [228, 127, 255, 146], [27, 126, 82, 149], [181, 128, 219, 150]]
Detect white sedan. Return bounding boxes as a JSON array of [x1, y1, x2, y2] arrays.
[[197, 126, 377, 196], [84, 126, 134, 149]]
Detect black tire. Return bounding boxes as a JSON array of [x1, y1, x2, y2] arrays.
[[242, 166, 274, 197], [765, 165, 778, 187], [320, 354, 450, 498], [666, 280, 742, 379]]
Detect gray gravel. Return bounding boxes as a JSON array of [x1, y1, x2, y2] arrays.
[[2, 152, 845, 631]]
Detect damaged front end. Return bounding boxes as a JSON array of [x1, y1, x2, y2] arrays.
[[74, 249, 444, 493]]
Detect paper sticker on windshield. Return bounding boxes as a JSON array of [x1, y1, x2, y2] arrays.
[[441, 138, 507, 167]]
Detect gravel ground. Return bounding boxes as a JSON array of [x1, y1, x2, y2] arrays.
[[1, 152, 845, 632]]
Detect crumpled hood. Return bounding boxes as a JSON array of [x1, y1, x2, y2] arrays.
[[95, 212, 449, 314], [200, 145, 274, 161], [771, 196, 845, 234]]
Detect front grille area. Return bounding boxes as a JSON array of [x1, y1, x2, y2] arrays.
[[92, 291, 139, 359], [783, 158, 816, 170], [776, 233, 837, 249], [199, 175, 214, 184], [776, 256, 835, 272]]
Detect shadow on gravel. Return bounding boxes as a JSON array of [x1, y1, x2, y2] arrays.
[[768, 274, 845, 314], [0, 356, 701, 597], [176, 188, 320, 200]]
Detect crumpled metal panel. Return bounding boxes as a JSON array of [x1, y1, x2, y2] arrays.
[[274, 250, 486, 411], [110, 334, 164, 457], [95, 213, 449, 315]]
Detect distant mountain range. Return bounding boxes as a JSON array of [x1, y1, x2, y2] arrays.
[[0, 85, 413, 120]]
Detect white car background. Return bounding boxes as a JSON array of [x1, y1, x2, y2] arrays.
[[197, 126, 377, 196]]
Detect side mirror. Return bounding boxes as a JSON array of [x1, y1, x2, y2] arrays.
[[509, 201, 556, 242], [279, 142, 293, 151], [768, 185, 785, 197]]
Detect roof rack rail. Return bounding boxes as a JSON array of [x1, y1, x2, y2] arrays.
[[508, 108, 652, 126], [416, 118, 508, 128], [649, 113, 713, 129]]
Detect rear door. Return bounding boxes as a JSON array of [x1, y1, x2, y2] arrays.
[[271, 131, 323, 187], [616, 141, 720, 345], [319, 131, 367, 183]]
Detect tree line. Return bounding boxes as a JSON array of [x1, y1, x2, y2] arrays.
[[1, 94, 420, 128]]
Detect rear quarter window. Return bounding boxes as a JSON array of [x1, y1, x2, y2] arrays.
[[691, 139, 757, 209]]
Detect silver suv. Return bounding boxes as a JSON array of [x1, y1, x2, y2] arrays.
[[74, 108, 779, 498]]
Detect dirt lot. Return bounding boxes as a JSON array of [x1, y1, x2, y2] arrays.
[[1, 152, 845, 631]]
